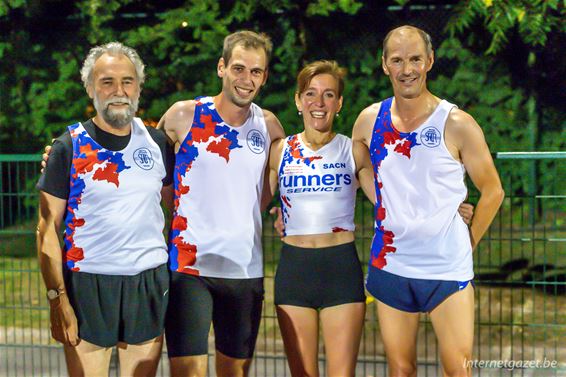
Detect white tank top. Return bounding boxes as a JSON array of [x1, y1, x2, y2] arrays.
[[64, 118, 168, 275], [169, 96, 269, 278], [369, 98, 473, 281], [278, 133, 357, 236]]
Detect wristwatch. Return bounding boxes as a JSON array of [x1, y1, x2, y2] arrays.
[[46, 288, 64, 301]]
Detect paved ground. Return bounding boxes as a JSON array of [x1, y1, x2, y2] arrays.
[[2, 345, 564, 377], [1, 327, 564, 376]]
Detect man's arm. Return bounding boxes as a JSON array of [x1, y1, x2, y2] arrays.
[[260, 110, 285, 212], [267, 138, 285, 200], [352, 103, 380, 147], [146, 125, 176, 216], [351, 103, 381, 205], [161, 184, 174, 215], [157, 100, 197, 146], [353, 140, 375, 204], [267, 138, 285, 236], [36, 191, 80, 346], [447, 109, 505, 249]]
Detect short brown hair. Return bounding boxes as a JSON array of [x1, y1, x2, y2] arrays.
[[222, 30, 273, 66], [382, 25, 433, 59], [296, 60, 346, 97]]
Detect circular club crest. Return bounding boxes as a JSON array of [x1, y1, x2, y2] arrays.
[[420, 127, 441, 148], [246, 129, 266, 154], [133, 148, 154, 170]]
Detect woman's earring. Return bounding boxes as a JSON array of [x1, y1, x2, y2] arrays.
[[298, 111, 302, 116]]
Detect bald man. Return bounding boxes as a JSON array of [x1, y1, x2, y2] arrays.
[[353, 26, 504, 377]]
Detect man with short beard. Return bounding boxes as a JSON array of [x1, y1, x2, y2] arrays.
[[36, 42, 174, 377]]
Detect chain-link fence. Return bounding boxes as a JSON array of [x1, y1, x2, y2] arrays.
[[1, 152, 564, 376]]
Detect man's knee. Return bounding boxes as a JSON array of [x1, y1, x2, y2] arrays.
[[215, 350, 252, 377], [442, 365, 470, 377], [64, 342, 112, 377], [170, 355, 208, 377], [441, 353, 472, 377]]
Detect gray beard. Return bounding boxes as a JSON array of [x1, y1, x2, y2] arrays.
[[93, 96, 138, 129]]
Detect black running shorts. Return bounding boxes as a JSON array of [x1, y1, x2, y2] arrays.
[[274, 241, 366, 309], [66, 263, 169, 347], [165, 273, 264, 359]]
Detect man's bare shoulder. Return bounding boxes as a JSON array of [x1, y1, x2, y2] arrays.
[[352, 102, 382, 143], [362, 102, 382, 117], [446, 107, 481, 133], [445, 107, 487, 154], [356, 102, 382, 126], [166, 100, 197, 119], [262, 109, 285, 141], [157, 100, 198, 143], [262, 108, 278, 124]]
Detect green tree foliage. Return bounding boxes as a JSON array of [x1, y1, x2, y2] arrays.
[[432, 37, 535, 196], [0, 0, 562, 167], [0, 0, 562, 222], [441, 0, 564, 198], [445, 0, 564, 54]]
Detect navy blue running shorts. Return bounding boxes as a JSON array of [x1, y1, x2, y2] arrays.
[[366, 265, 472, 313]]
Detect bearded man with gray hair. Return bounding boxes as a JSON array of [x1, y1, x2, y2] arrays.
[[36, 42, 173, 377]]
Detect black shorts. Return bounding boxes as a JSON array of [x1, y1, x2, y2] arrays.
[[165, 273, 264, 359], [66, 263, 169, 347], [274, 242, 366, 309]]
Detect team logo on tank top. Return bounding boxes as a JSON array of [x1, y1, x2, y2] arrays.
[[133, 147, 154, 170], [420, 126, 441, 148], [246, 129, 266, 154]]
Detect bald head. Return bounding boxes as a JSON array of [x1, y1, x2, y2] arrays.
[[383, 26, 433, 59]]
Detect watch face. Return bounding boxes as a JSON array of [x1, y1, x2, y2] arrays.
[[47, 289, 60, 300]]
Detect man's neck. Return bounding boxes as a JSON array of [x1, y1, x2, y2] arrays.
[[92, 114, 132, 136], [391, 91, 439, 132], [213, 93, 251, 127]]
